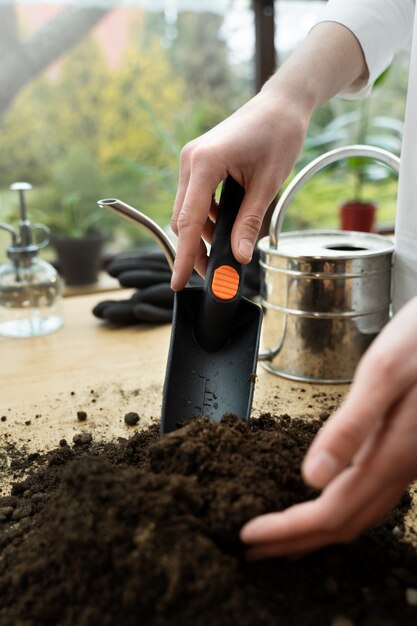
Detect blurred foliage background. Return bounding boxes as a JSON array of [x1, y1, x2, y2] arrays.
[[0, 1, 409, 263]]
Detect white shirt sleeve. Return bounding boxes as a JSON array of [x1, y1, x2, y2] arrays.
[[316, 0, 415, 97]]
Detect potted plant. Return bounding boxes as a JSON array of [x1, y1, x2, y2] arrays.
[[50, 195, 106, 287], [339, 94, 397, 232], [31, 149, 110, 286]]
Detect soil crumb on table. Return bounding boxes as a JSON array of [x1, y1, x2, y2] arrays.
[[77, 410, 87, 422], [0, 414, 416, 626], [124, 411, 141, 426]]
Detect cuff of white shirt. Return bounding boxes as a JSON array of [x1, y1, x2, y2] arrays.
[[313, 18, 392, 99], [313, 0, 414, 99]]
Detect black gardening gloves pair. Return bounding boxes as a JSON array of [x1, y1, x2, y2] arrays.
[[93, 247, 261, 326]]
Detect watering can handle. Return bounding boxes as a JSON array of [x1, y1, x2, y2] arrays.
[[269, 144, 401, 249]]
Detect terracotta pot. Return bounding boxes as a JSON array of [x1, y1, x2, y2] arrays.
[[52, 231, 105, 286], [339, 201, 377, 233]]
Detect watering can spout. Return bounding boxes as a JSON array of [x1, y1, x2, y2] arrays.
[[97, 198, 176, 271]]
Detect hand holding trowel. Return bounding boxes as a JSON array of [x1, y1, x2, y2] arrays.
[[99, 176, 263, 434]]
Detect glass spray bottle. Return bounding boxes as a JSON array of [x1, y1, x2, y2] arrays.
[[0, 182, 63, 338]]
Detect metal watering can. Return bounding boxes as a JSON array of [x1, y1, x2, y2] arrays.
[[257, 144, 400, 383]]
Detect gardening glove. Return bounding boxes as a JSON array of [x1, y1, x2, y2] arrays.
[[93, 249, 201, 325], [92, 283, 177, 324], [93, 247, 261, 325]]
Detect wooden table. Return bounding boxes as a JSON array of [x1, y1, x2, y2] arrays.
[[1, 290, 347, 493]]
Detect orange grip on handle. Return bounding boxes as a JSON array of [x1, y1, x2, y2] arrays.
[[211, 265, 240, 300]]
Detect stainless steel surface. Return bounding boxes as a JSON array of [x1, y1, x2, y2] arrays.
[[98, 198, 176, 271], [259, 145, 399, 382]]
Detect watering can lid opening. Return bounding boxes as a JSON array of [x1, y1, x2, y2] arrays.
[[257, 229, 394, 260]]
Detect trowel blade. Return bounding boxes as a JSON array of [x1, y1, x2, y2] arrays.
[[161, 288, 262, 434]]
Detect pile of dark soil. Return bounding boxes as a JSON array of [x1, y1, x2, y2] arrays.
[[1, 414, 417, 626]]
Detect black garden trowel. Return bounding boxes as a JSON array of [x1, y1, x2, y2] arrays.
[[161, 176, 262, 433], [99, 176, 263, 435]]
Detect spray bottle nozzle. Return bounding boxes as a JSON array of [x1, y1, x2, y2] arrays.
[[0, 182, 50, 262]]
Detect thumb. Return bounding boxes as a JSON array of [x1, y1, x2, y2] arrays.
[[230, 183, 276, 264]]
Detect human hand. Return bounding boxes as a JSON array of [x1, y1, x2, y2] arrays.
[[170, 90, 311, 290], [170, 20, 369, 292], [240, 296, 417, 558]]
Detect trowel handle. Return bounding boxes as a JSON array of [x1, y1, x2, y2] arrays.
[[196, 175, 246, 352]]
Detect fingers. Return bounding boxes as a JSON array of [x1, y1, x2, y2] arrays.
[[171, 142, 274, 287], [171, 135, 278, 284], [171, 146, 191, 236], [173, 196, 214, 284], [241, 370, 417, 560], [171, 145, 225, 290], [365, 381, 417, 483], [230, 183, 276, 263], [243, 479, 405, 559], [241, 462, 407, 559], [242, 471, 350, 548], [171, 196, 210, 290], [241, 302, 417, 562], [302, 299, 417, 489], [172, 178, 271, 286]]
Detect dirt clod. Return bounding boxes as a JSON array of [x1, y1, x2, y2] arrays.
[[11, 503, 32, 521], [124, 411, 140, 426], [72, 432, 93, 446], [77, 410, 88, 422], [0, 507, 13, 521]]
